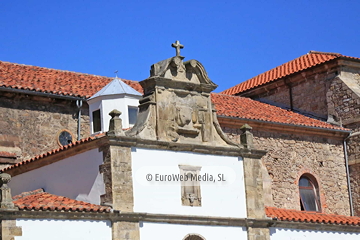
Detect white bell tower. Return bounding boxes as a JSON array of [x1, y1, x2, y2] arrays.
[[87, 77, 142, 134]]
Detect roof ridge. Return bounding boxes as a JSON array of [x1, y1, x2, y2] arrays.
[[211, 92, 245, 98], [308, 50, 342, 57], [221, 51, 342, 95], [13, 190, 111, 212], [12, 188, 44, 200]]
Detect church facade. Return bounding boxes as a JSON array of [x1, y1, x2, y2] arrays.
[[223, 50, 360, 217], [0, 44, 359, 239]]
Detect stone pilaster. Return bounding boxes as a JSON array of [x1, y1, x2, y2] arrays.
[[100, 144, 139, 240], [0, 173, 22, 240], [243, 156, 266, 219], [0, 220, 22, 240], [247, 227, 270, 240], [243, 155, 270, 240], [112, 222, 140, 240]]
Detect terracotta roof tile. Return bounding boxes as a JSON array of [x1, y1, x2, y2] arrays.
[[211, 93, 347, 131], [1, 94, 348, 174], [266, 207, 360, 226], [0, 151, 17, 158], [1, 133, 105, 172], [222, 51, 360, 95], [0, 61, 143, 98], [13, 189, 110, 212]]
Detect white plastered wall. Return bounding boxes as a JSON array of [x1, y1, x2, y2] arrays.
[[9, 148, 105, 204], [15, 219, 111, 240], [140, 222, 247, 240], [270, 228, 360, 240], [132, 147, 247, 218]]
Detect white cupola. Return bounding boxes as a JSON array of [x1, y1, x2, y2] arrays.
[[87, 77, 142, 134]]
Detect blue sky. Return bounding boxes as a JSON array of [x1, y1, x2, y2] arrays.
[[1, 1, 360, 92]]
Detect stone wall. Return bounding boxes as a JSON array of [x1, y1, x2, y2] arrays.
[[327, 77, 360, 123], [256, 84, 290, 110], [346, 129, 360, 164], [0, 92, 90, 162], [291, 74, 329, 118], [250, 68, 338, 120], [325, 67, 360, 217], [223, 126, 350, 215], [349, 164, 360, 216]]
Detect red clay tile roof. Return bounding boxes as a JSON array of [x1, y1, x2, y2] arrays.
[[0, 151, 17, 158], [222, 51, 360, 95], [266, 207, 360, 226], [13, 189, 111, 212], [212, 93, 347, 131], [0, 61, 143, 98], [1, 134, 105, 172], [1, 94, 348, 174]]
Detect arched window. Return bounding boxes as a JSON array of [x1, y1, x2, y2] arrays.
[[183, 234, 205, 240], [299, 175, 321, 212]]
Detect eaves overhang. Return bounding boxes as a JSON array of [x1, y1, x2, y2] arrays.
[[218, 115, 351, 139], [0, 86, 86, 101]]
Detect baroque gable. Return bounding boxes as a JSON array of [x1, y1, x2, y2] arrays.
[[127, 42, 238, 147]]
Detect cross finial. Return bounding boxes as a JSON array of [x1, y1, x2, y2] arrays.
[[171, 40, 184, 57], [114, 70, 118, 78]]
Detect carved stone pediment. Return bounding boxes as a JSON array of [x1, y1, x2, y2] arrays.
[[126, 41, 241, 148], [149, 57, 217, 91]]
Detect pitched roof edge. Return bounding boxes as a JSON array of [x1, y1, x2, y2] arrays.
[[0, 60, 117, 80], [266, 206, 360, 226], [13, 189, 111, 213], [1, 134, 105, 173], [12, 188, 44, 201], [212, 93, 348, 132], [221, 51, 347, 95], [308, 50, 342, 56], [0, 60, 141, 98], [0, 86, 86, 100], [218, 114, 350, 134]]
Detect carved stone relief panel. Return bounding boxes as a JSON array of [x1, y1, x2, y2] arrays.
[[179, 165, 202, 207]]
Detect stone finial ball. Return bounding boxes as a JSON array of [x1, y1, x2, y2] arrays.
[[0, 173, 11, 184], [109, 109, 122, 118]]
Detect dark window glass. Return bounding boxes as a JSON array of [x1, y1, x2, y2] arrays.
[[184, 234, 205, 240], [128, 107, 138, 126], [299, 176, 321, 212], [92, 109, 101, 133], [58, 130, 72, 146]]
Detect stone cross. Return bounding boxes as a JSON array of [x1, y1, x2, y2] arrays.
[[171, 40, 184, 57]]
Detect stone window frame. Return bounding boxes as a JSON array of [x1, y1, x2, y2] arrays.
[[298, 173, 321, 212], [179, 165, 202, 207], [182, 233, 206, 240]]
